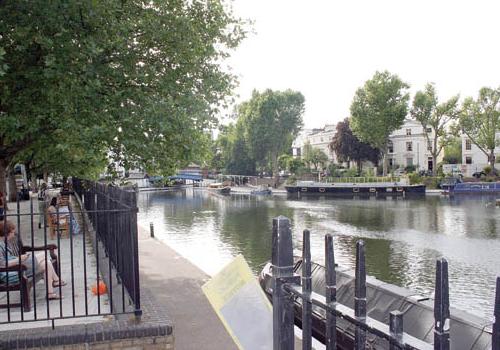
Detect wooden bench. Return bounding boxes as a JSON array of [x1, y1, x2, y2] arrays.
[[0, 239, 59, 312]]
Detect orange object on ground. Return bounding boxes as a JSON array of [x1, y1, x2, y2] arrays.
[[91, 281, 107, 295]]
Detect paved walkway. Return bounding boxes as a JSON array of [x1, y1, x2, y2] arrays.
[[137, 224, 238, 350], [0, 193, 109, 330]]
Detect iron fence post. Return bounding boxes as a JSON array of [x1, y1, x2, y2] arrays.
[[389, 311, 404, 350], [302, 230, 312, 350], [355, 240, 367, 350], [434, 258, 450, 350], [325, 234, 337, 350], [493, 276, 499, 350], [271, 216, 295, 350]]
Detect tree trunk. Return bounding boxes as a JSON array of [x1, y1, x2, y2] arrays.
[[432, 154, 437, 176], [382, 152, 388, 176], [273, 154, 280, 188], [7, 166, 17, 202], [0, 159, 8, 210], [357, 160, 362, 175], [489, 150, 496, 174]]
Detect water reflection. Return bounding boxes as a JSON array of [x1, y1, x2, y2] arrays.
[[137, 189, 500, 319]]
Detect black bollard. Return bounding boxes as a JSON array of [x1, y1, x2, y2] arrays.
[[150, 222, 154, 238], [434, 258, 450, 350]]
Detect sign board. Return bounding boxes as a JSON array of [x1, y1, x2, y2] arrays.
[[202, 255, 273, 350]]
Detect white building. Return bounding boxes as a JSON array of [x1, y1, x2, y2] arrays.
[[387, 119, 442, 172], [460, 133, 500, 176], [292, 124, 337, 163]]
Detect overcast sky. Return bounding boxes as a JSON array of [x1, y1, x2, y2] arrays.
[[226, 0, 500, 129]]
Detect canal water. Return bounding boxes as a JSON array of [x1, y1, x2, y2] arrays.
[[137, 188, 500, 319]]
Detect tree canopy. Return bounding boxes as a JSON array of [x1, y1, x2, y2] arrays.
[[0, 0, 246, 193], [411, 83, 459, 174], [238, 89, 305, 182], [350, 71, 409, 175], [330, 118, 379, 173], [302, 142, 329, 171], [459, 87, 500, 168]]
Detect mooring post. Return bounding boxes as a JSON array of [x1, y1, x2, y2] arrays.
[[271, 216, 295, 350], [355, 240, 367, 350], [493, 276, 499, 350], [389, 311, 404, 350], [302, 230, 312, 350], [325, 234, 337, 350], [149, 222, 154, 238], [434, 258, 450, 350]]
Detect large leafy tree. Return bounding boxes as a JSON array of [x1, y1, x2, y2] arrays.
[[350, 71, 410, 175], [238, 89, 305, 184], [459, 87, 500, 168], [411, 83, 460, 175], [330, 118, 379, 174], [214, 124, 256, 175], [0, 1, 246, 195], [302, 142, 329, 171]]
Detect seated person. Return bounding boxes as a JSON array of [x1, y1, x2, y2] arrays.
[[47, 197, 80, 235], [0, 220, 65, 299]]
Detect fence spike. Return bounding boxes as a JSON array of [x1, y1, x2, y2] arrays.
[[493, 276, 499, 350], [271, 216, 295, 350], [434, 258, 450, 350], [302, 230, 312, 350], [325, 234, 337, 350], [355, 240, 367, 350]]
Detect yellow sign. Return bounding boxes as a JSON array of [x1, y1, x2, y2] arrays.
[[202, 255, 273, 350]]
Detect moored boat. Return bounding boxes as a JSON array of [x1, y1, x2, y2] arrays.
[[207, 183, 231, 195], [449, 182, 500, 194], [259, 259, 492, 349], [285, 180, 425, 196], [250, 185, 272, 195]]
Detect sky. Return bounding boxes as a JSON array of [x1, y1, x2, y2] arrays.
[[226, 0, 500, 129]]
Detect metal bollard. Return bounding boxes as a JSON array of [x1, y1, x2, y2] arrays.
[[150, 222, 154, 238]]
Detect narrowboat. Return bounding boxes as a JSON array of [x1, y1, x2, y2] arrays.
[[285, 181, 425, 196], [207, 183, 231, 195], [450, 182, 500, 194]]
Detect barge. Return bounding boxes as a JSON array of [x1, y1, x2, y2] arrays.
[[259, 259, 493, 349], [449, 182, 500, 194], [285, 181, 425, 196]]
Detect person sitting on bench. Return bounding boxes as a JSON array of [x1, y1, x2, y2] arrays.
[[0, 220, 65, 300]]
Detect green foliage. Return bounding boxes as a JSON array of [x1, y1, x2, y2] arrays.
[[443, 137, 462, 164], [408, 172, 422, 185], [411, 83, 460, 174], [350, 71, 410, 175], [303, 142, 328, 171], [404, 165, 416, 173], [0, 0, 246, 187], [238, 89, 305, 177], [214, 124, 256, 175], [330, 118, 379, 172], [459, 87, 500, 167], [483, 165, 493, 175], [287, 158, 305, 175]]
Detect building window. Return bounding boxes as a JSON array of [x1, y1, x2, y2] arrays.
[[406, 141, 413, 152], [427, 141, 432, 151], [320, 137, 324, 142], [426, 127, 432, 133], [388, 158, 394, 167], [406, 129, 412, 136], [388, 140, 394, 153], [407, 158, 413, 166], [465, 139, 472, 151], [466, 156, 472, 164]]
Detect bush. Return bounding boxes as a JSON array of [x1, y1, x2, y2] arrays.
[[286, 175, 297, 185], [408, 172, 422, 185], [404, 165, 416, 173], [483, 165, 492, 175]]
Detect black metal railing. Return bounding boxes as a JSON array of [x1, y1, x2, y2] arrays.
[[270, 216, 500, 350], [0, 179, 140, 326]]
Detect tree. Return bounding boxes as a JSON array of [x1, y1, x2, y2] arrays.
[[238, 89, 305, 185], [303, 142, 329, 171], [329, 118, 380, 174], [350, 71, 410, 175], [411, 83, 460, 175], [459, 87, 500, 168], [0, 1, 246, 195], [214, 124, 256, 175], [443, 136, 462, 164]]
